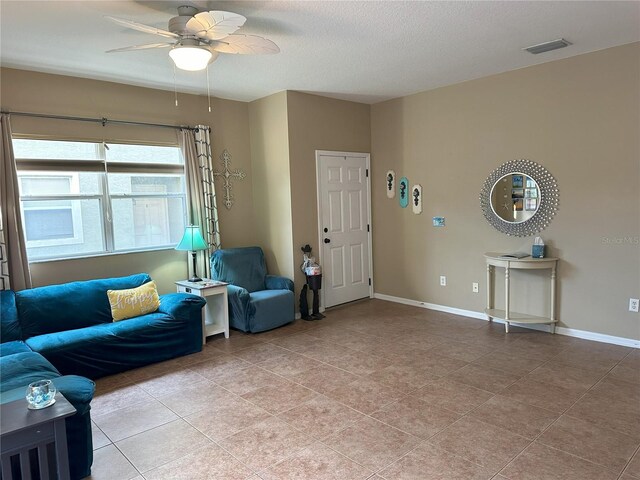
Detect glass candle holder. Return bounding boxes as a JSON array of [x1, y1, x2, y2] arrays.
[[26, 379, 56, 410]]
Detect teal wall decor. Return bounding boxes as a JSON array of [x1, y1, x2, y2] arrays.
[[399, 176, 409, 208]]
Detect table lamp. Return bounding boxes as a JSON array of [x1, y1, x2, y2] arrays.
[[175, 225, 208, 282]]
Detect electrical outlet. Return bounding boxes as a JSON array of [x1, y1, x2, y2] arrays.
[[630, 298, 639, 313], [472, 282, 479, 293], [440, 276, 446, 286]]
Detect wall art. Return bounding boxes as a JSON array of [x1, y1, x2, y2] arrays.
[[212, 149, 246, 210], [398, 176, 409, 208], [386, 170, 396, 198], [411, 184, 422, 214]]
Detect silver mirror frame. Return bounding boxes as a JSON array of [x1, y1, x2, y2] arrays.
[[480, 159, 559, 236]]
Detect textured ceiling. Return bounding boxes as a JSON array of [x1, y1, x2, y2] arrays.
[[1, 1, 639, 104]]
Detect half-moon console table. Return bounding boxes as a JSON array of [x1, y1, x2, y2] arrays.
[[484, 252, 559, 333]]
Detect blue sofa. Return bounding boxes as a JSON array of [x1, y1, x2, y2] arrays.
[[0, 273, 206, 479], [0, 344, 94, 480], [211, 247, 295, 333]]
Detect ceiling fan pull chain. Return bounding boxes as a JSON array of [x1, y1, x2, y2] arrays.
[[206, 66, 212, 113], [173, 64, 179, 107]]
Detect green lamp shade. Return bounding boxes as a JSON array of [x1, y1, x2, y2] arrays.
[[175, 225, 208, 251]]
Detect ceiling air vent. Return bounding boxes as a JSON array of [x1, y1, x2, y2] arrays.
[[524, 38, 572, 55]]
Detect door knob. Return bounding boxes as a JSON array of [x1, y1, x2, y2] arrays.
[[324, 238, 331, 244]]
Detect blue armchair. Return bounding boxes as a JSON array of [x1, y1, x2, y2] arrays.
[[210, 247, 295, 333]]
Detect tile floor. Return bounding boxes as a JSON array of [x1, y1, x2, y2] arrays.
[[85, 299, 640, 480]]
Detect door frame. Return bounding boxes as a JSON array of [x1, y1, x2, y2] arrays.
[[315, 150, 374, 310]]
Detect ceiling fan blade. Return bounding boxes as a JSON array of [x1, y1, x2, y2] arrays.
[[186, 11, 246, 41], [106, 42, 174, 53], [210, 34, 280, 55], [106, 16, 179, 39]]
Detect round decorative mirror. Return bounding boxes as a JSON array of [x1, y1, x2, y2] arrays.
[[480, 159, 558, 236], [490, 173, 539, 224]]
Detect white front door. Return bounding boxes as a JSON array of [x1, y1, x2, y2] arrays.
[[316, 151, 372, 308]]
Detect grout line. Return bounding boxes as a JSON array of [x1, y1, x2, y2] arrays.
[[294, 327, 634, 477], [618, 443, 640, 480], [92, 308, 636, 478], [496, 351, 635, 477], [106, 374, 272, 476], [110, 438, 143, 477], [337, 325, 627, 474]]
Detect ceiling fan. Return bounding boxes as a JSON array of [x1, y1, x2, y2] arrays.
[[106, 5, 279, 71]]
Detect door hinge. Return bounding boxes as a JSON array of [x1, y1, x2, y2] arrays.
[[367, 224, 370, 232], [366, 169, 369, 177], [368, 278, 371, 286]]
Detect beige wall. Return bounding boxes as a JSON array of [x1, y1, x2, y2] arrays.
[[248, 91, 294, 278], [247, 90, 371, 293], [4, 43, 638, 341], [371, 43, 640, 340], [29, 250, 184, 294], [1, 68, 254, 292], [286, 91, 371, 304]]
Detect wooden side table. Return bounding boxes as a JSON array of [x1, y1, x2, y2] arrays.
[[1, 391, 76, 480], [484, 252, 559, 333], [176, 279, 230, 343]]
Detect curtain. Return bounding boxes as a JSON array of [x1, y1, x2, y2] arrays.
[[0, 114, 32, 290], [179, 125, 221, 280]]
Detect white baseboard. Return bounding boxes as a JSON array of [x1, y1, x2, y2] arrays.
[[552, 326, 639, 348], [373, 293, 640, 349], [373, 293, 486, 320]]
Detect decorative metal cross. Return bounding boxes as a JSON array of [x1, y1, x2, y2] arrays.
[[212, 149, 246, 210]]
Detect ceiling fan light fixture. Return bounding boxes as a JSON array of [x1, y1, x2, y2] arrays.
[[169, 45, 212, 71]]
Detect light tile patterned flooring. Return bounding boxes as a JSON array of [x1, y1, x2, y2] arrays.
[[85, 299, 640, 480]]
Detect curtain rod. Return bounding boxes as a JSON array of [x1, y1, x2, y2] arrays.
[[0, 110, 205, 132]]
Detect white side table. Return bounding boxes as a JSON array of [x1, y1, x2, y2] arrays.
[[484, 252, 559, 334], [175, 280, 229, 344]]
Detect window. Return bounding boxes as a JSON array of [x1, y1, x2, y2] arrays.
[[14, 139, 186, 261], [21, 176, 75, 242]]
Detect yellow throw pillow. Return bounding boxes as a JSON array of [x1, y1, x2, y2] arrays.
[[107, 281, 160, 322]]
